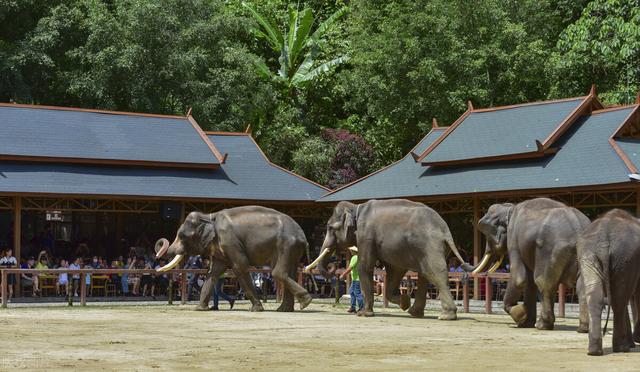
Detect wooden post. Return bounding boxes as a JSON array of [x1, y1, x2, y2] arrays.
[[473, 197, 481, 300], [484, 275, 492, 314], [1, 270, 7, 308], [383, 271, 389, 308], [168, 277, 174, 305], [180, 274, 188, 304], [558, 284, 566, 318], [13, 197, 21, 297], [80, 273, 87, 306], [463, 279, 469, 313], [334, 273, 340, 305]]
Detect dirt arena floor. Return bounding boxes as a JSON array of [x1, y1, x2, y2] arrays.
[[1, 301, 638, 371]]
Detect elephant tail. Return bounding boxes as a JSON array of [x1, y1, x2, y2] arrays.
[[444, 231, 470, 269], [602, 248, 612, 337]]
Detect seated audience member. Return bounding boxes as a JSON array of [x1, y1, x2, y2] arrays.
[[140, 258, 153, 297], [21, 256, 40, 296], [57, 259, 69, 296], [152, 259, 169, 299], [91, 256, 102, 269], [0, 249, 17, 302]]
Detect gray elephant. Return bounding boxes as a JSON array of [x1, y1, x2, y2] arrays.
[[472, 198, 590, 330], [578, 209, 640, 356], [305, 199, 469, 319], [155, 206, 312, 312]]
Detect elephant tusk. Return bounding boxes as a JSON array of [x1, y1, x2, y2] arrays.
[[156, 254, 183, 272], [487, 255, 504, 273], [304, 248, 331, 273], [472, 253, 492, 274]]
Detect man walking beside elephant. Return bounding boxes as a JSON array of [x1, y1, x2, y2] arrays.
[[340, 246, 363, 314]]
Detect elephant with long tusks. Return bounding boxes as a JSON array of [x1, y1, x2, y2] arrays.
[[470, 197, 590, 331], [155, 206, 312, 312], [306, 199, 471, 319]]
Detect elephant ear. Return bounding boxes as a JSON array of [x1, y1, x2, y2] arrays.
[[341, 210, 355, 242], [197, 218, 217, 252]]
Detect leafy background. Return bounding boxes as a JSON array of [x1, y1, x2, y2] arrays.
[[1, 0, 638, 188]]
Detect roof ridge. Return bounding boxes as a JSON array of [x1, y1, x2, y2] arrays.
[[0, 102, 186, 119], [471, 96, 587, 113], [592, 104, 639, 114], [205, 131, 251, 136]]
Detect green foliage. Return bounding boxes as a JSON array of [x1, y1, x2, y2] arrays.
[[292, 137, 336, 186], [551, 0, 640, 104]]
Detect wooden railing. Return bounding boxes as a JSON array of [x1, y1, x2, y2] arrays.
[[0, 268, 568, 317]]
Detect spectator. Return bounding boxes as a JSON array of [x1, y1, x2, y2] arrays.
[[212, 271, 235, 310], [340, 246, 364, 314], [152, 259, 169, 299], [69, 257, 82, 296], [57, 259, 69, 296], [90, 256, 102, 269], [140, 258, 153, 297], [0, 249, 17, 302], [121, 257, 132, 296], [186, 255, 203, 300], [109, 260, 122, 296], [21, 256, 39, 296], [36, 250, 50, 269]]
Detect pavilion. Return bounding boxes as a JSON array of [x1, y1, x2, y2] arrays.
[[0, 103, 329, 293], [319, 87, 640, 298]]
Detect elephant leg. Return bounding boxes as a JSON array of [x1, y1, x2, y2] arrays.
[[583, 263, 605, 356], [234, 269, 264, 312], [503, 264, 531, 327], [522, 271, 537, 328], [407, 274, 428, 318], [633, 292, 640, 343], [624, 302, 636, 349], [196, 260, 227, 311], [271, 261, 312, 311], [383, 265, 409, 310], [577, 273, 590, 333], [536, 287, 556, 330], [357, 249, 376, 317], [612, 299, 632, 353], [275, 266, 302, 312]]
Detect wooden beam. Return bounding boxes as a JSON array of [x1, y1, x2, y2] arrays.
[[473, 197, 481, 300], [13, 196, 21, 296]]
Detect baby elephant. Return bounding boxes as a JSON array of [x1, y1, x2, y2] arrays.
[[577, 209, 640, 356]]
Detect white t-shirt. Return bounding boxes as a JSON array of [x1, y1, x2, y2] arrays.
[[0, 256, 17, 267]]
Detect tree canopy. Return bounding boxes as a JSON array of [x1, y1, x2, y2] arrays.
[[0, 0, 636, 187]]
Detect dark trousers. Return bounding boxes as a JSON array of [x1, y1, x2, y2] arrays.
[[213, 278, 234, 308]]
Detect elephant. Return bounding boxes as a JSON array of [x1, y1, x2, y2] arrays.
[[472, 197, 590, 331], [577, 209, 640, 356], [304, 199, 470, 319], [155, 206, 313, 312]]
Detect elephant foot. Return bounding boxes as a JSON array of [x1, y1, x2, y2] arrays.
[[276, 304, 294, 312], [509, 305, 530, 327], [535, 318, 554, 331], [194, 305, 213, 311], [357, 309, 375, 317], [588, 339, 603, 356], [400, 294, 411, 311], [298, 293, 313, 310], [438, 311, 457, 321], [407, 305, 424, 318], [577, 323, 589, 333], [613, 344, 631, 353], [587, 348, 603, 356], [250, 303, 265, 312]]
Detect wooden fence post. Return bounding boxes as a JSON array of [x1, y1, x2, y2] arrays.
[[168, 277, 174, 305], [463, 278, 469, 313], [1, 270, 7, 308], [558, 284, 566, 318], [80, 273, 87, 306], [180, 274, 188, 305], [484, 275, 492, 314]]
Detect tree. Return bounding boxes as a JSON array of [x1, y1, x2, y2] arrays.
[[243, 2, 349, 93], [551, 0, 640, 104]]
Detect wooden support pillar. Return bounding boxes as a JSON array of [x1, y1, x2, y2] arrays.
[[1, 270, 7, 308], [13, 197, 21, 297], [558, 284, 566, 318], [167, 277, 174, 305], [484, 275, 492, 314], [473, 197, 481, 300]]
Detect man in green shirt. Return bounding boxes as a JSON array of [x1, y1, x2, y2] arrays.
[[340, 246, 364, 314]]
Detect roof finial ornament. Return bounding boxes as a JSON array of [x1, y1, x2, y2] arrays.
[[186, 107, 193, 117], [467, 100, 474, 111], [432, 117, 439, 128], [590, 84, 596, 96], [244, 124, 252, 134]]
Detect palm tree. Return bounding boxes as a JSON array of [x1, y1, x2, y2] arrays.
[[243, 3, 349, 91]]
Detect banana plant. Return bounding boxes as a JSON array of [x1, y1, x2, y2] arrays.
[[243, 2, 349, 90]]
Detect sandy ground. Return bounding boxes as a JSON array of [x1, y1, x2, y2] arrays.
[[0, 301, 638, 371]]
